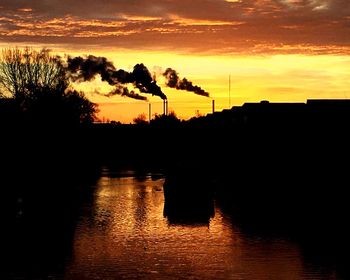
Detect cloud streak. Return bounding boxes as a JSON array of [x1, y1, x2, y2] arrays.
[[0, 0, 349, 54]]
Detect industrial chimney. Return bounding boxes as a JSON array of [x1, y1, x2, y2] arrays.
[[166, 100, 169, 116], [163, 99, 169, 116], [149, 103, 152, 122]]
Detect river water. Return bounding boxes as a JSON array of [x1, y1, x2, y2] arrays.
[[60, 169, 339, 280], [4, 168, 342, 280]]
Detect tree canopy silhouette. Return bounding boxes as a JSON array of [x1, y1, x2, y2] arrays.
[[150, 111, 181, 127], [0, 47, 97, 125], [0, 48, 66, 99], [133, 113, 148, 125]]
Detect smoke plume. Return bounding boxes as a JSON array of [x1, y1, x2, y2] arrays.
[[66, 55, 166, 100], [163, 68, 210, 97], [66, 56, 209, 100], [106, 85, 148, 101], [67, 55, 117, 84], [132, 64, 166, 100]]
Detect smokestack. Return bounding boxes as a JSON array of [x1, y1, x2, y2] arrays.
[[162, 99, 169, 116], [212, 99, 215, 114], [149, 103, 152, 122]]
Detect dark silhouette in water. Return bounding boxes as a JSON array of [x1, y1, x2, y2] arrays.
[[163, 162, 214, 225], [194, 99, 348, 280]]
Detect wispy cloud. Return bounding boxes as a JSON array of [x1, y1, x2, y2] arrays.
[[0, 0, 349, 54]]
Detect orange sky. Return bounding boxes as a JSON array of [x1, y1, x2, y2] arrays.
[[1, 1, 349, 123]]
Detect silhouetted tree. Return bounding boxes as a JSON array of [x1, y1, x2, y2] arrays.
[[150, 111, 181, 127], [26, 87, 98, 125], [133, 113, 148, 125], [0, 47, 98, 125], [0, 47, 66, 100]]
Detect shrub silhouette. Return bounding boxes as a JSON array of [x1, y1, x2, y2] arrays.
[[133, 113, 148, 125], [150, 111, 181, 127]]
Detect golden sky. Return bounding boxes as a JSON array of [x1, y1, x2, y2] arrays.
[[1, 0, 350, 123]]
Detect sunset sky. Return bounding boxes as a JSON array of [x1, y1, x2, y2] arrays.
[[1, 0, 350, 123]]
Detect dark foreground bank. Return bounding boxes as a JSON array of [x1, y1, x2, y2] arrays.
[[1, 100, 349, 279]]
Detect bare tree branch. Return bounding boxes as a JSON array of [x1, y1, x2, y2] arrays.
[[0, 47, 66, 100]]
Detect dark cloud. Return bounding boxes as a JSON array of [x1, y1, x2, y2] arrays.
[[0, 0, 236, 20], [0, 0, 350, 54]]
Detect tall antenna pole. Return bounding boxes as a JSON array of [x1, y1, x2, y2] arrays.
[[229, 74, 231, 108]]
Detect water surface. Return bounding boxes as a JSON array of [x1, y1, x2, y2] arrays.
[[61, 169, 339, 280]]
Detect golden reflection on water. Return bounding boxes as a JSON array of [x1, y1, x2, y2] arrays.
[[64, 171, 337, 280]]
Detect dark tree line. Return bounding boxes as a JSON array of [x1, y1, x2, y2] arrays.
[[0, 47, 97, 125]]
